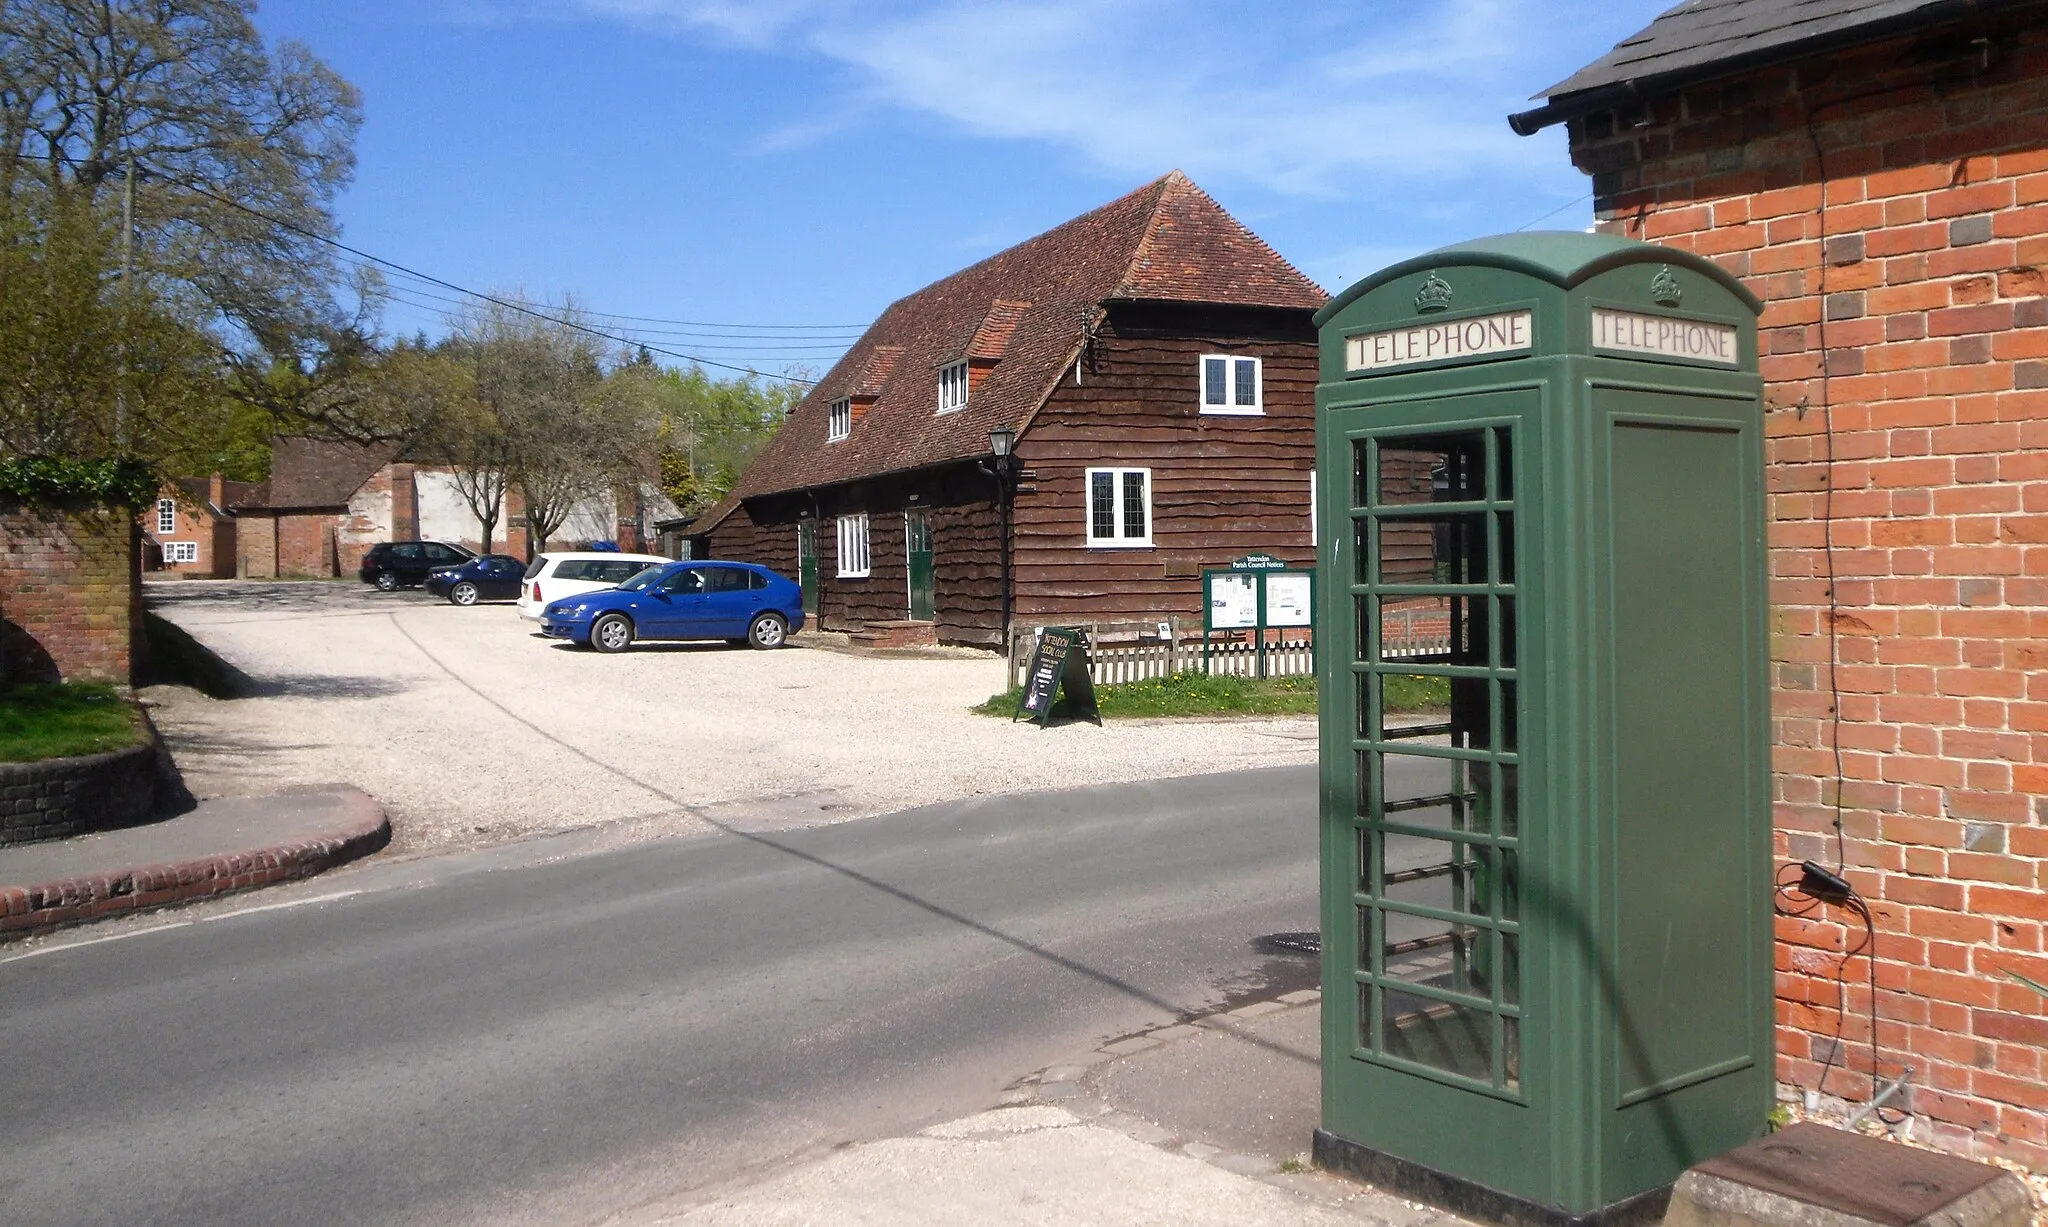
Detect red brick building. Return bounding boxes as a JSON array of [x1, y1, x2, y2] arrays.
[[231, 437, 398, 579], [1520, 0, 2048, 1164], [691, 171, 1326, 647], [147, 475, 257, 579]]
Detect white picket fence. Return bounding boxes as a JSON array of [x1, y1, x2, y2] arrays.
[[1008, 605, 1456, 689], [1007, 619, 1318, 688]]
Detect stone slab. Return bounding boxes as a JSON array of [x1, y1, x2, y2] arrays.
[[1669, 1124, 2033, 1227]]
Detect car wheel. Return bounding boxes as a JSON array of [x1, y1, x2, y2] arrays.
[[449, 582, 479, 606], [747, 612, 788, 650], [373, 570, 399, 592], [591, 613, 634, 654]]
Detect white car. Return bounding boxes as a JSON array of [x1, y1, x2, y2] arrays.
[[517, 552, 670, 619]]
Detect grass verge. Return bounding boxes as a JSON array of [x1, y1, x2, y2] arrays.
[[974, 670, 1455, 720], [975, 671, 1320, 719], [0, 682, 147, 763]]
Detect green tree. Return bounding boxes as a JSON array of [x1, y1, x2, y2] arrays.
[[0, 0, 369, 460], [2, 0, 362, 347], [638, 366, 800, 514], [453, 297, 657, 554], [0, 187, 215, 464]]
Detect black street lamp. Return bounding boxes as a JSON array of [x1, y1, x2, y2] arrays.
[[984, 426, 1021, 647]]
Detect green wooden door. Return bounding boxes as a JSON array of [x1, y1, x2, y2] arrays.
[[1321, 390, 1545, 1198], [905, 509, 935, 620], [797, 520, 819, 616]]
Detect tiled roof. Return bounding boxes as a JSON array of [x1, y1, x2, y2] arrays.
[[234, 437, 395, 510], [171, 476, 262, 515], [965, 300, 1031, 362], [726, 171, 1324, 500], [1540, 0, 2000, 99]]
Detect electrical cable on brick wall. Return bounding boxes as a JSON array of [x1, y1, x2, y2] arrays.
[[1782, 41, 2003, 1118], [1775, 859, 1902, 1125]]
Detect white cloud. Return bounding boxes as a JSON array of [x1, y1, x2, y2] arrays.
[[571, 0, 1595, 199]]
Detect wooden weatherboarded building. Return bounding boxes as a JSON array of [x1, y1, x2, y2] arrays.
[[689, 171, 1327, 647]]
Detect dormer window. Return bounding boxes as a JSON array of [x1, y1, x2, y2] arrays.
[[1200, 354, 1262, 415], [828, 397, 851, 442], [938, 361, 970, 414]]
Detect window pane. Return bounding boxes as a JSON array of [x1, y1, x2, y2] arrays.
[[1122, 471, 1146, 539], [1380, 910, 1483, 990], [1381, 835, 1491, 919], [1377, 433, 1484, 506], [1501, 933, 1521, 1006], [1382, 990, 1492, 1081], [1234, 357, 1257, 407], [1493, 428, 1515, 502], [1090, 472, 1115, 539], [1203, 357, 1227, 405], [1379, 752, 1481, 832], [1379, 673, 1451, 740], [1378, 515, 1486, 585], [1502, 1016, 1521, 1092], [1497, 763, 1520, 840], [1377, 594, 1482, 665], [1497, 511, 1516, 585], [1499, 678, 1519, 754]]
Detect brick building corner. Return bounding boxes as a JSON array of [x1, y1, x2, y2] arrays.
[[1523, 0, 2048, 1166]]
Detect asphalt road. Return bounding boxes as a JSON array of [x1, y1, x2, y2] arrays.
[[0, 765, 1320, 1227]]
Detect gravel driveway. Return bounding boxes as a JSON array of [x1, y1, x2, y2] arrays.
[[144, 580, 1318, 853]]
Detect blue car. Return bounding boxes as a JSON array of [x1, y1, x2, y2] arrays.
[[539, 560, 805, 653], [424, 553, 529, 605]]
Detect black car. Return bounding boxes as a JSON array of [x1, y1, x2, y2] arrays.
[[359, 540, 476, 591], [424, 554, 528, 605]]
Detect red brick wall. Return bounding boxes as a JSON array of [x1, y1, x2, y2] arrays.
[[1568, 17, 2048, 1163], [0, 501, 138, 684], [276, 513, 338, 578], [237, 513, 277, 579]]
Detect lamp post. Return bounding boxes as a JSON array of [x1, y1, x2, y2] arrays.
[[985, 426, 1020, 650]]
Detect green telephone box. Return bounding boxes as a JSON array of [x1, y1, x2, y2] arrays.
[[1312, 233, 1770, 1224]]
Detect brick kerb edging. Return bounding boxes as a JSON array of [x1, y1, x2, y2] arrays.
[[0, 797, 390, 941]]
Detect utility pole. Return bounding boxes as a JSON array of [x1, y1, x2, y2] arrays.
[[115, 153, 134, 451]]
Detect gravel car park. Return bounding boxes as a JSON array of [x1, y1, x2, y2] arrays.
[[141, 579, 1318, 854]]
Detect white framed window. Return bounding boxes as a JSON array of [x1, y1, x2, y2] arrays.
[[938, 360, 970, 414], [1309, 470, 1318, 547], [836, 513, 871, 577], [1085, 467, 1152, 547], [828, 397, 852, 442], [156, 498, 177, 534], [1200, 354, 1262, 415], [164, 541, 199, 564]]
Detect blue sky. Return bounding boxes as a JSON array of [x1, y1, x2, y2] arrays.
[[251, 0, 1665, 381]]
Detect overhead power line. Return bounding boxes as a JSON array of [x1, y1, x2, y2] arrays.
[[156, 169, 832, 384], [369, 265, 864, 339]]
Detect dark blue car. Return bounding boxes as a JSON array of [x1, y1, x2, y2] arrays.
[[424, 554, 529, 605], [539, 560, 805, 652]]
